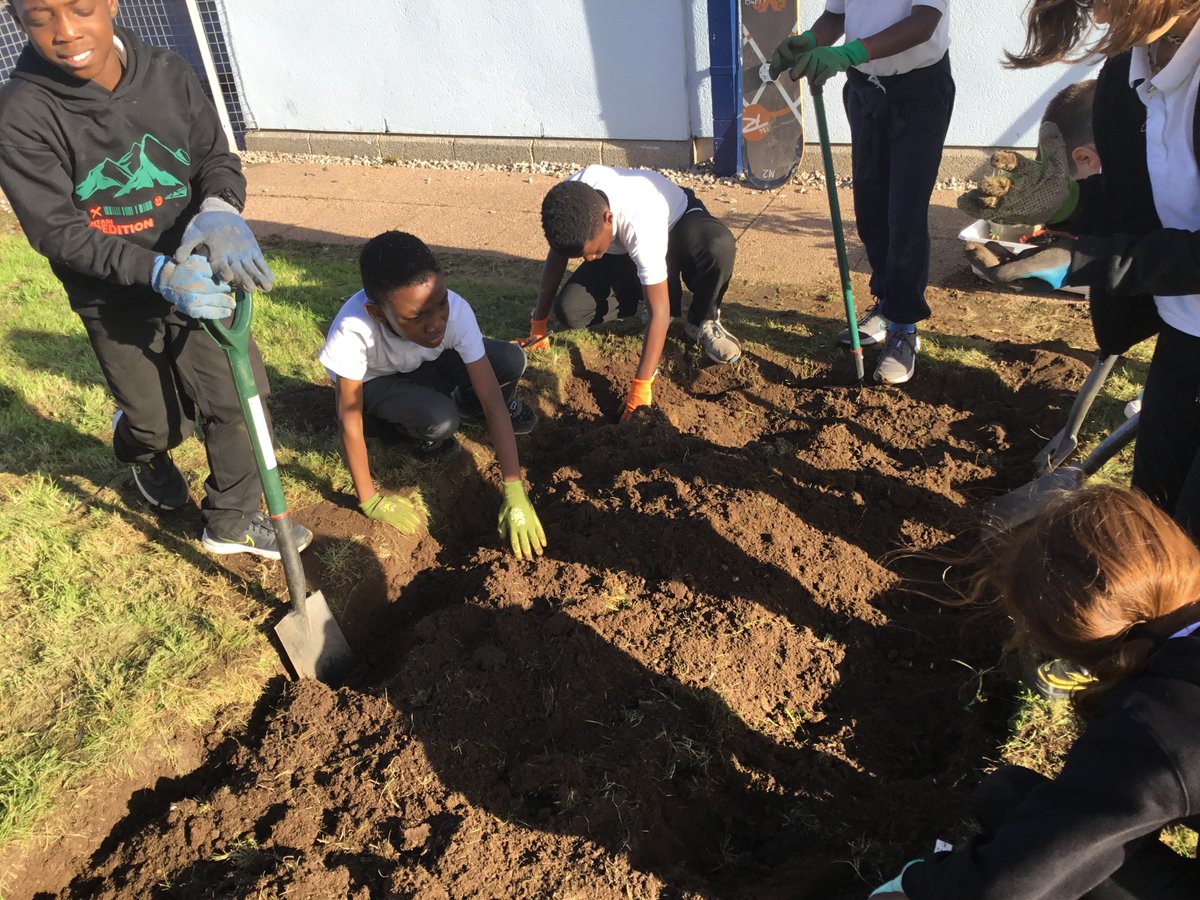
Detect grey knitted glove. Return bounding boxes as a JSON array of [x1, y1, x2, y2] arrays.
[[958, 122, 1079, 226]]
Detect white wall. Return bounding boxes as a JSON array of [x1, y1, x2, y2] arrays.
[[221, 0, 696, 141], [807, 1, 1098, 147], [223, 1, 1096, 149]]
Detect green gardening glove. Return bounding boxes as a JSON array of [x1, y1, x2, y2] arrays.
[[769, 30, 816, 80], [360, 492, 424, 535], [957, 121, 1079, 226], [794, 40, 870, 88], [498, 480, 546, 560]]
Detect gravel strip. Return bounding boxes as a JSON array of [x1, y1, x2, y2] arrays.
[[237, 150, 975, 193]]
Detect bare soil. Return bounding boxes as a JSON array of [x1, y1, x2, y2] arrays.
[[15, 285, 1098, 899]]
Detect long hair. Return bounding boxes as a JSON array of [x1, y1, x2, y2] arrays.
[[1007, 0, 1200, 67], [965, 486, 1200, 715]]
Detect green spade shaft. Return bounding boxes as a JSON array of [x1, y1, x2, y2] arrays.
[[811, 85, 865, 382]]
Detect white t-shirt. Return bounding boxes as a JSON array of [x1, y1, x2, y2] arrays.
[[825, 0, 950, 77], [1131, 26, 1200, 337], [319, 288, 486, 383], [566, 165, 690, 285]]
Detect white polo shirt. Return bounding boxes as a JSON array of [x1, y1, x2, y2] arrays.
[[1131, 25, 1200, 337], [566, 165, 690, 285], [319, 289, 486, 383], [825, 0, 950, 77]]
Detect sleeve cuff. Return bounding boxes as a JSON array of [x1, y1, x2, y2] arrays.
[[1068, 235, 1114, 287], [150, 254, 169, 289]]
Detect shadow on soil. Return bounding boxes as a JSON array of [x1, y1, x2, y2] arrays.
[[8, 240, 1106, 899]]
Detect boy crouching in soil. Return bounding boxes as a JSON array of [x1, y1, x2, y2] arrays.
[[319, 231, 546, 559], [520, 165, 741, 421]]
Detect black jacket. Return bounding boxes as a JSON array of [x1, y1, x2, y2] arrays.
[[0, 27, 245, 309], [1062, 52, 1200, 355], [902, 636, 1200, 899]]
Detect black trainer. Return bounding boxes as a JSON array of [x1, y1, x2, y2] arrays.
[[114, 411, 189, 511], [455, 392, 538, 436], [1029, 658, 1096, 702], [201, 511, 314, 560], [131, 455, 191, 511], [414, 436, 462, 462], [507, 399, 537, 435]]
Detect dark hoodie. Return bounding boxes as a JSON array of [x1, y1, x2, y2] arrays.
[[900, 635, 1200, 899], [0, 26, 245, 309]]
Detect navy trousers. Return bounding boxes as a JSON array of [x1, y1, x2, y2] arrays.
[[361, 339, 526, 444], [844, 53, 955, 326], [78, 299, 271, 535], [1133, 323, 1200, 537]]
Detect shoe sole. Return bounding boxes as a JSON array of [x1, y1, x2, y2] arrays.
[[200, 531, 314, 560], [838, 330, 888, 348], [130, 467, 189, 511]]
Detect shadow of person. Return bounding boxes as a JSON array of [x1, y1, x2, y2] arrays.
[[383, 591, 869, 898]]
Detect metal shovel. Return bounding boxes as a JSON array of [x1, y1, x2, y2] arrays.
[[1033, 354, 1119, 473], [203, 292, 353, 681], [985, 413, 1139, 534]]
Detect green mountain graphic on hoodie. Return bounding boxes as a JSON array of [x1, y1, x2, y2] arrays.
[[75, 134, 191, 202]]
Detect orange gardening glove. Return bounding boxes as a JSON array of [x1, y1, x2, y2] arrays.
[[620, 376, 655, 422], [513, 317, 550, 351]]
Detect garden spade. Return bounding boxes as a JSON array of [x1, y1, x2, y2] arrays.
[[985, 413, 1139, 534], [811, 85, 865, 383], [1032, 354, 1119, 473], [203, 292, 353, 681]]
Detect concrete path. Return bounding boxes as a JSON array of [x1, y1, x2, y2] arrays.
[[242, 161, 972, 292]]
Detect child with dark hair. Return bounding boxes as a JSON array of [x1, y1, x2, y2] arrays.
[[319, 231, 545, 558], [520, 165, 739, 421], [0, 0, 305, 560], [1042, 78, 1101, 179], [957, 0, 1200, 551], [771, 0, 954, 385], [872, 486, 1200, 899]]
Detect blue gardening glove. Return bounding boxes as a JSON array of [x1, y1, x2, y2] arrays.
[[794, 39, 870, 87], [175, 196, 274, 292], [871, 859, 921, 896], [152, 254, 235, 319], [498, 480, 546, 560], [769, 30, 816, 80], [964, 240, 1073, 291]]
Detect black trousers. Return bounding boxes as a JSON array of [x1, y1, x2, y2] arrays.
[[361, 339, 526, 444], [844, 53, 955, 326], [976, 766, 1199, 899], [1133, 323, 1200, 537], [77, 299, 271, 535], [553, 191, 736, 329]]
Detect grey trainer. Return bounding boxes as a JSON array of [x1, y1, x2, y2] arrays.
[[201, 511, 314, 560], [684, 315, 743, 364], [874, 330, 921, 385], [837, 302, 890, 347]]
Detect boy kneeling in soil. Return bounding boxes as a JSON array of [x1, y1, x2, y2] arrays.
[[872, 486, 1200, 899], [320, 231, 546, 559], [518, 165, 740, 421]]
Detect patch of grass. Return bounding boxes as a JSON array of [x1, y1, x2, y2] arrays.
[[0, 231, 580, 864]]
